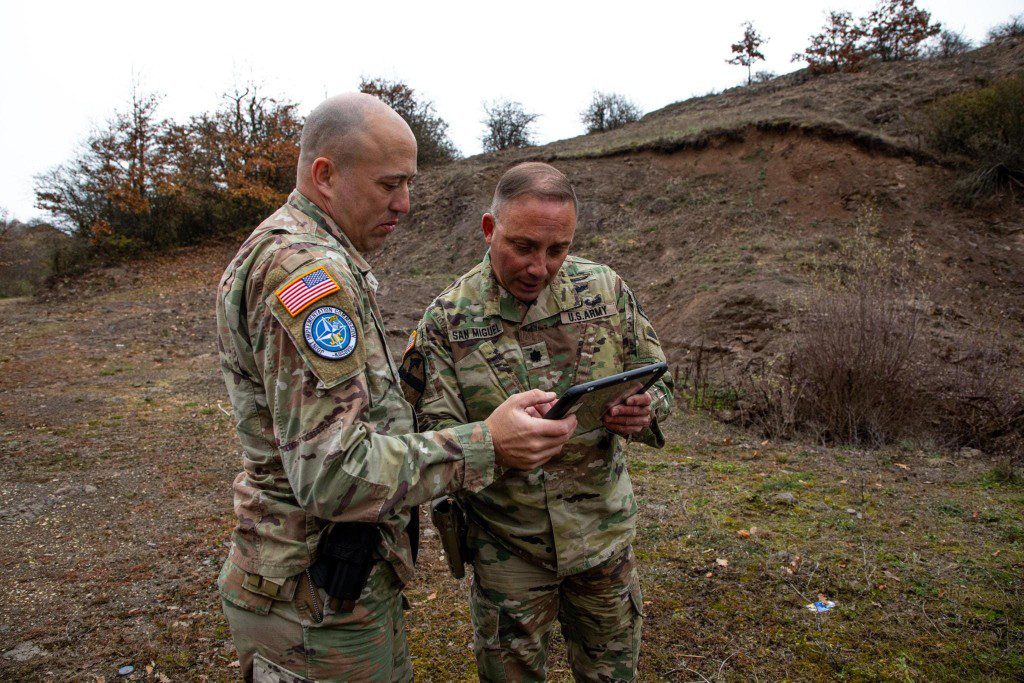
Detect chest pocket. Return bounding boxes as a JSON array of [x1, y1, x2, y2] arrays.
[[454, 337, 526, 422]]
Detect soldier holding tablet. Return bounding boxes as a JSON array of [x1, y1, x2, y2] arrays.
[[401, 162, 674, 682]]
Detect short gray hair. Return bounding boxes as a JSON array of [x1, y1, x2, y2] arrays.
[[297, 94, 373, 169], [489, 162, 578, 220]]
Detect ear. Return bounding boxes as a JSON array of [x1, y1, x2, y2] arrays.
[[310, 156, 334, 194], [482, 213, 496, 245]]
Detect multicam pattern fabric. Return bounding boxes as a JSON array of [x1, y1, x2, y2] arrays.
[[222, 559, 412, 682], [216, 189, 496, 589], [403, 252, 674, 577], [469, 533, 643, 682]]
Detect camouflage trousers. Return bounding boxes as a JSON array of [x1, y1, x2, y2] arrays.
[[468, 530, 643, 682], [219, 558, 412, 682]]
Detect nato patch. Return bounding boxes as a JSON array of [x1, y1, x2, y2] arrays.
[[303, 306, 358, 360]]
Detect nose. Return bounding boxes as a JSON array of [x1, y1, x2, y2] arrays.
[[526, 253, 547, 279], [390, 184, 411, 215]]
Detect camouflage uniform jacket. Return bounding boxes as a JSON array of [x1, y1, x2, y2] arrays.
[[216, 190, 495, 586], [403, 252, 673, 577]]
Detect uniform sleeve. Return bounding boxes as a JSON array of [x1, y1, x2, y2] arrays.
[[254, 256, 495, 523], [400, 303, 469, 433], [620, 280, 674, 448]]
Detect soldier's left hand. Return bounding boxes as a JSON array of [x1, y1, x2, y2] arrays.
[[603, 392, 653, 436]]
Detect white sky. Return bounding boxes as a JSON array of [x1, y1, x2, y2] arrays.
[[1, 0, 1019, 220]]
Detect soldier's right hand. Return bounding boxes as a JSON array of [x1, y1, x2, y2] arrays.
[[486, 389, 577, 470]]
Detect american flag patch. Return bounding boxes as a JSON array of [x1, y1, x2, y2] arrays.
[[276, 266, 341, 316]]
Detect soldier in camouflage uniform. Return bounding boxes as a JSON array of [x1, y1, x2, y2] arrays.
[[217, 96, 576, 682], [401, 163, 674, 682]]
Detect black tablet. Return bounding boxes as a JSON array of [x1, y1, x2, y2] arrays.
[[544, 362, 668, 428]]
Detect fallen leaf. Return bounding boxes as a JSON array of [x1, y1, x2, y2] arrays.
[[895, 463, 910, 470], [716, 558, 729, 567], [427, 592, 437, 600], [736, 529, 751, 538], [228, 661, 240, 668], [705, 571, 713, 578], [993, 550, 1001, 557]]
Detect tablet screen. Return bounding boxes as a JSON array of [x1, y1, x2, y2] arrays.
[[564, 379, 649, 432]]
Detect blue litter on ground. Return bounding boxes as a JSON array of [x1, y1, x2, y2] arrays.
[[118, 665, 134, 676], [806, 600, 836, 613]]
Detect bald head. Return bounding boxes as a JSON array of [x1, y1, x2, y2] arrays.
[[295, 93, 418, 254], [297, 92, 413, 176]]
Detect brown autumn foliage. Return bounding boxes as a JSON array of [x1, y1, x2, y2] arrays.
[[36, 84, 301, 273], [727, 21, 767, 85], [793, 0, 940, 74], [792, 11, 869, 74]]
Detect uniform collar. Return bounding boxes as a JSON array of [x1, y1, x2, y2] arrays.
[[480, 250, 580, 325], [288, 190, 374, 278]]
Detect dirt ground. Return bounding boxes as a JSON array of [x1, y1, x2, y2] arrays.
[[0, 239, 1020, 682]]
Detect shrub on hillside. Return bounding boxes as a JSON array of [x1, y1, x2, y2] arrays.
[[581, 92, 642, 134], [986, 14, 1024, 43], [923, 30, 974, 59], [933, 340, 1024, 462], [690, 211, 931, 446], [922, 74, 1024, 203]]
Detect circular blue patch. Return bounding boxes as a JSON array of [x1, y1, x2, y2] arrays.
[[303, 306, 358, 360]]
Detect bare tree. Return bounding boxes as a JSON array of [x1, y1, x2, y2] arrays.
[[728, 21, 767, 85], [581, 92, 642, 133], [924, 30, 974, 59], [481, 100, 539, 152]]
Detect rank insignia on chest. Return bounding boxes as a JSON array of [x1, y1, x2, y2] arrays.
[[303, 306, 358, 360], [560, 303, 613, 324], [276, 266, 341, 316], [522, 342, 550, 369], [449, 322, 502, 343]]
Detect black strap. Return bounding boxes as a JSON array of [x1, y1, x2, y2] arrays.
[[408, 505, 420, 564]]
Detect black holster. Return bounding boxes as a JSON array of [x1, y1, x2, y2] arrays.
[[308, 522, 379, 606]]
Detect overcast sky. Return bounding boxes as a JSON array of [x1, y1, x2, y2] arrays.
[[1, 0, 1019, 220]]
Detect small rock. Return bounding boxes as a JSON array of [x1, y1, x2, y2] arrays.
[[772, 492, 796, 505], [4, 641, 48, 662], [82, 484, 98, 494], [958, 447, 983, 459], [846, 508, 857, 514]]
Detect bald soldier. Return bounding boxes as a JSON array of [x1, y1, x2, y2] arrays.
[[401, 163, 674, 682], [216, 95, 576, 682]]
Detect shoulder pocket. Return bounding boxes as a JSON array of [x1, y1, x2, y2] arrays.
[[266, 261, 367, 390]]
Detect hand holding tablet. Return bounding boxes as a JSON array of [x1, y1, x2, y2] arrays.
[[543, 362, 668, 432]]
